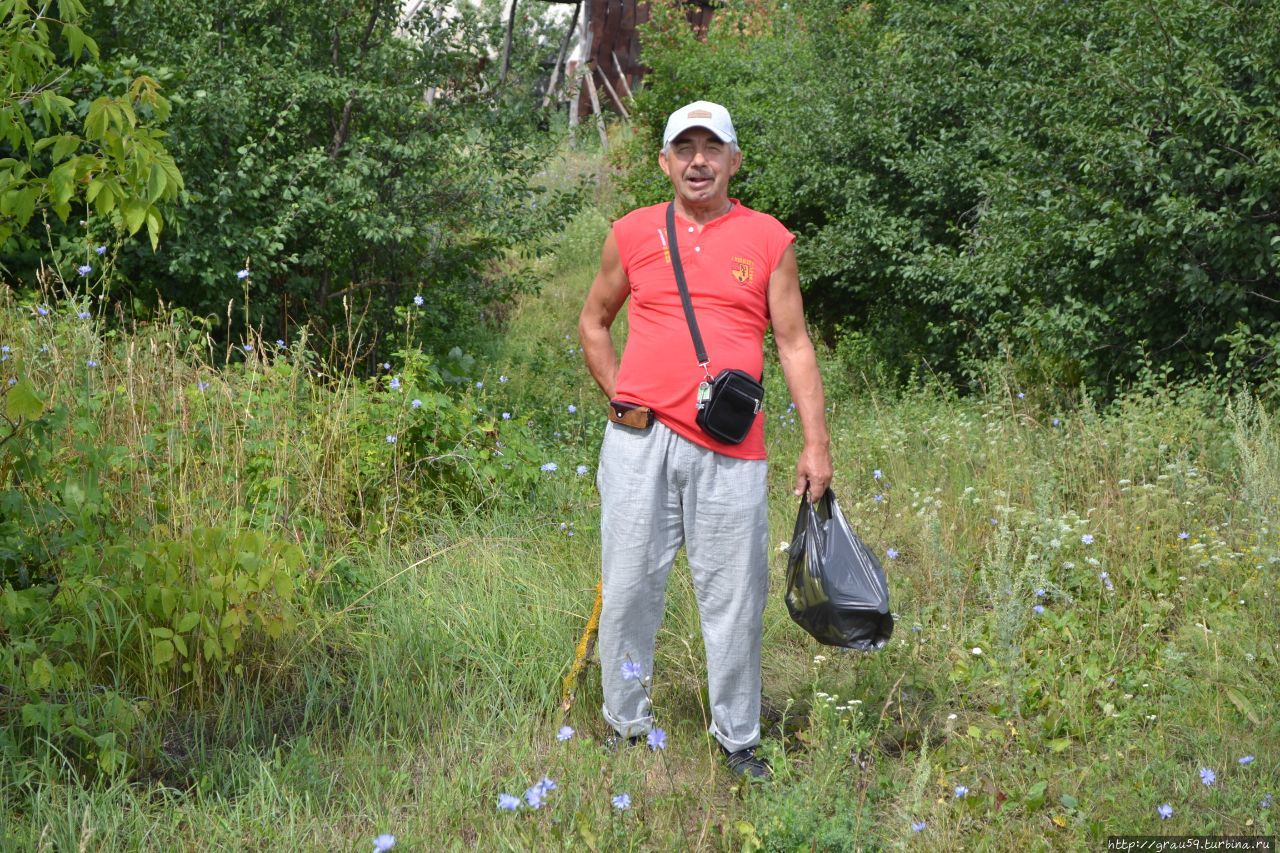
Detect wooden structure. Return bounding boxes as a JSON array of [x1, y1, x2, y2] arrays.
[[507, 0, 717, 143]]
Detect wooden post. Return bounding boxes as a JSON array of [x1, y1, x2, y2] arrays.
[[568, 67, 581, 142], [583, 68, 609, 150], [598, 68, 629, 120], [499, 0, 518, 85], [612, 50, 635, 101]]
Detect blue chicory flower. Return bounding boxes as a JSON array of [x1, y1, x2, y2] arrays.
[[237, 269, 250, 279], [386, 435, 397, 444], [36, 306, 48, 316], [77, 264, 92, 276], [1200, 767, 1216, 786], [413, 295, 423, 306], [540, 461, 557, 472], [475, 381, 483, 389], [557, 726, 574, 742], [874, 494, 884, 502], [1261, 793, 1273, 809], [612, 793, 631, 810], [576, 464, 590, 476], [1035, 588, 1046, 597], [886, 548, 899, 559], [1239, 755, 1255, 765], [873, 469, 883, 480], [524, 784, 545, 809], [955, 785, 969, 798], [497, 793, 520, 811], [911, 820, 926, 832], [647, 728, 667, 750], [372, 834, 395, 851], [499, 375, 508, 383], [1081, 534, 1094, 545], [389, 377, 401, 390], [567, 404, 577, 414], [1157, 803, 1173, 820], [197, 380, 209, 391], [412, 399, 422, 409], [95, 246, 106, 256], [1179, 531, 1190, 540], [243, 344, 253, 352], [1033, 604, 1045, 615], [79, 310, 91, 319], [502, 412, 511, 420], [621, 661, 643, 681], [86, 359, 98, 367]]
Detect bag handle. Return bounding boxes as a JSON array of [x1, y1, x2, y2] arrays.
[[665, 203, 713, 378]]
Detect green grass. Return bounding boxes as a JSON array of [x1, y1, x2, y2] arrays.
[[2, 200, 1278, 851]]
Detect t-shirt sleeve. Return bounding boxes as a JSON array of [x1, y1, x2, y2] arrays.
[[611, 213, 638, 281], [765, 216, 797, 276]]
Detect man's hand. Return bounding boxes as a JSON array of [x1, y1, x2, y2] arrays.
[[794, 442, 833, 503]]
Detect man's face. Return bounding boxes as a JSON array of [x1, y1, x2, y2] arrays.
[[658, 128, 742, 209]]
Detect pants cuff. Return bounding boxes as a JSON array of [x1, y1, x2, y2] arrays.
[[602, 703, 654, 739], [709, 722, 760, 753]]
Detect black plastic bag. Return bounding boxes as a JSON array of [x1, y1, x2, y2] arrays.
[[784, 489, 893, 650]]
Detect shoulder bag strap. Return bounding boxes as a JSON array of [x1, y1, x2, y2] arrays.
[[666, 203, 710, 371]]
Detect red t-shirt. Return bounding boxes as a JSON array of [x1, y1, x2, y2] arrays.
[[611, 200, 796, 459]]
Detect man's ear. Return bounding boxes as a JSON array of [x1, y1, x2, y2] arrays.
[[658, 149, 672, 178], [729, 148, 743, 176]]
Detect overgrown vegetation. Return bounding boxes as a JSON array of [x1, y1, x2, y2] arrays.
[[2, 205, 1277, 849], [621, 0, 1280, 395], [2, 0, 1278, 848], [4, 0, 581, 355]]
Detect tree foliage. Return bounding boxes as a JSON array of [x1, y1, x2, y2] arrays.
[[0, 0, 180, 253], [2, 0, 580, 355], [623, 0, 1280, 393]]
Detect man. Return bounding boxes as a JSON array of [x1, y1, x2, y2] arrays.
[[578, 100, 832, 778]]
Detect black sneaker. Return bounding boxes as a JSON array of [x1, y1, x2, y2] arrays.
[[602, 733, 641, 754], [722, 745, 772, 779]]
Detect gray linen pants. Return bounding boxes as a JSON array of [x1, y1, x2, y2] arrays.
[[597, 420, 769, 752]]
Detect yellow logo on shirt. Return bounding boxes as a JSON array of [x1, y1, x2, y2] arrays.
[[730, 256, 754, 284]]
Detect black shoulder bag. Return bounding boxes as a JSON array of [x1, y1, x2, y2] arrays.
[[665, 203, 765, 445]]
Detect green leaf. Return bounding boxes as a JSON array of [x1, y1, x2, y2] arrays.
[[152, 639, 175, 666], [1226, 687, 1261, 726], [51, 134, 80, 164], [5, 379, 44, 420], [149, 627, 174, 639], [146, 162, 166, 203], [145, 207, 162, 251], [10, 186, 39, 227], [94, 181, 117, 215], [1024, 780, 1048, 810], [175, 611, 200, 633], [123, 198, 147, 235]]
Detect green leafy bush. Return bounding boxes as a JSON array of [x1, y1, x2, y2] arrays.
[[49, 0, 584, 353], [622, 0, 1280, 394]]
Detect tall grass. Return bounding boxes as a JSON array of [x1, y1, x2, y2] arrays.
[[2, 202, 1278, 850]]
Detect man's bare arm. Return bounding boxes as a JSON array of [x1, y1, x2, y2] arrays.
[[578, 230, 630, 399], [768, 245, 833, 501]]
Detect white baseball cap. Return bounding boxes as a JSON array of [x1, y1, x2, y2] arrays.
[[662, 100, 737, 148]]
